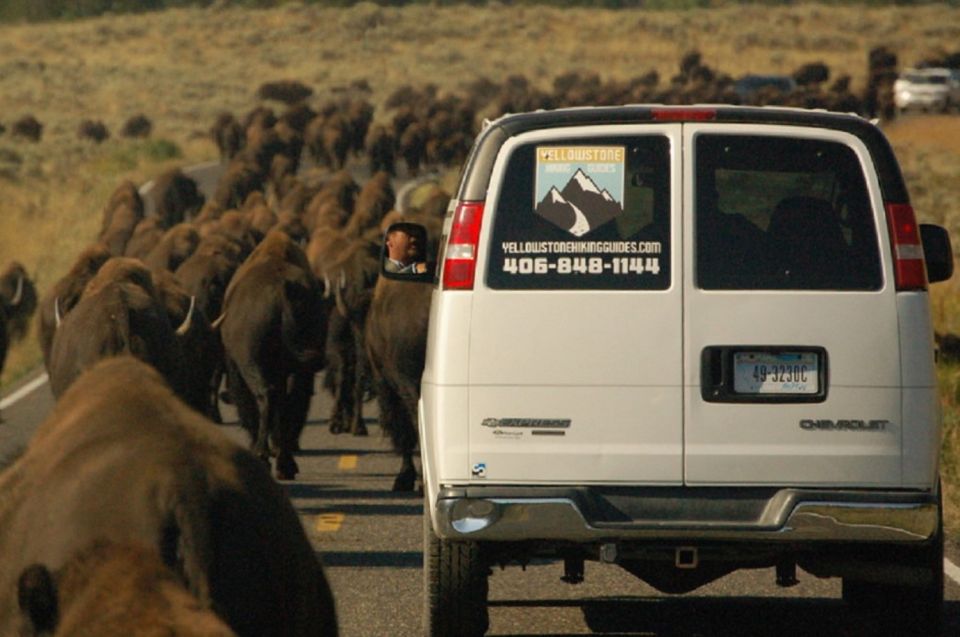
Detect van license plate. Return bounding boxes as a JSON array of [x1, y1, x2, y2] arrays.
[[733, 352, 819, 395]]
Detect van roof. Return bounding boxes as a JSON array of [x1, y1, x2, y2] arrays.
[[460, 105, 908, 204]]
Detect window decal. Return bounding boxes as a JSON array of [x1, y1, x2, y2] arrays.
[[535, 146, 626, 237]]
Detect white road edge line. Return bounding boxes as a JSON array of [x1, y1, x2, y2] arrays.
[[945, 557, 960, 585], [0, 373, 49, 410], [4, 368, 960, 586]]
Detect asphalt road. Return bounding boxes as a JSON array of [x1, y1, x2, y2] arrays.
[[2, 372, 960, 637]]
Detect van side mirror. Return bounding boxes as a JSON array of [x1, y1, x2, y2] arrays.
[[920, 223, 953, 284], [380, 222, 434, 282]]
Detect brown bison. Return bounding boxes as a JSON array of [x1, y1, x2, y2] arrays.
[[99, 180, 145, 256], [47, 257, 188, 402], [151, 168, 206, 228], [11, 115, 42, 142], [124, 217, 168, 260], [0, 260, 37, 343], [120, 113, 153, 138], [364, 276, 433, 491], [365, 123, 396, 176], [36, 244, 112, 367], [220, 230, 330, 479], [307, 229, 380, 437], [0, 356, 338, 636], [210, 112, 245, 163], [77, 119, 109, 143], [17, 541, 237, 636], [143, 222, 202, 274]]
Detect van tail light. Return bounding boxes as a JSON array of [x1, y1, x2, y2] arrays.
[[442, 200, 485, 290], [885, 202, 928, 291]]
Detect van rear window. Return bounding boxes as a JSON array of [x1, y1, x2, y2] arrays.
[[695, 135, 883, 291], [486, 136, 671, 290]]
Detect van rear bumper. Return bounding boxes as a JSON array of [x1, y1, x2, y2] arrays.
[[433, 486, 939, 544]]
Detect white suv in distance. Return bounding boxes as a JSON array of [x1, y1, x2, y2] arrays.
[[894, 67, 960, 114]]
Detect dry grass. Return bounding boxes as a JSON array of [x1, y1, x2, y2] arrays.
[[2, 3, 960, 527]]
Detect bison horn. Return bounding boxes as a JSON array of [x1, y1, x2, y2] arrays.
[[54, 296, 62, 328], [10, 273, 24, 307], [339, 269, 346, 290], [175, 296, 196, 336], [210, 312, 226, 330], [322, 274, 332, 299]]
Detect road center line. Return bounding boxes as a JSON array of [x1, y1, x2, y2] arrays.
[[338, 455, 358, 470], [315, 513, 345, 533], [0, 373, 49, 410], [945, 558, 960, 585]]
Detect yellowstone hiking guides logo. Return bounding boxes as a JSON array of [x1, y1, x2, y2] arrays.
[[535, 146, 626, 237]]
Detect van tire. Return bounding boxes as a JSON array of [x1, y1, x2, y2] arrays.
[[424, 513, 489, 637], [841, 503, 943, 636]]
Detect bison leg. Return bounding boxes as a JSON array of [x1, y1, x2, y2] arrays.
[[374, 372, 419, 492], [348, 327, 368, 437], [231, 361, 275, 469], [284, 369, 314, 454], [325, 312, 350, 434], [394, 452, 417, 492], [224, 359, 257, 441]]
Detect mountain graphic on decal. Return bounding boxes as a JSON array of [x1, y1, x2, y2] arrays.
[[536, 169, 623, 237]]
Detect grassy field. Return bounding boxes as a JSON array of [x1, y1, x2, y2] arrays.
[[1, 3, 960, 525]]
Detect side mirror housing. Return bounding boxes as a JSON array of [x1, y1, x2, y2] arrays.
[[920, 223, 954, 284], [380, 222, 434, 283]]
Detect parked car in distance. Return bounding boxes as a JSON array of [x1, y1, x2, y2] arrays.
[[732, 74, 797, 102], [894, 67, 960, 114]]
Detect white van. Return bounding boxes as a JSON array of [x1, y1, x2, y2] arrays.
[[384, 105, 954, 636]]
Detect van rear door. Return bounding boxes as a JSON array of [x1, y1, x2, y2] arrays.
[[467, 125, 683, 484], [682, 125, 903, 487]]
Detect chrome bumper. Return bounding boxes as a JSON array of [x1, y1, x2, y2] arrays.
[[433, 486, 939, 544]]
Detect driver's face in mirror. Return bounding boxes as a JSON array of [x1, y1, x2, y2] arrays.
[[385, 226, 427, 274]]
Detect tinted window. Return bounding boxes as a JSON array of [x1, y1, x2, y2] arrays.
[[695, 135, 882, 291], [487, 136, 671, 290]]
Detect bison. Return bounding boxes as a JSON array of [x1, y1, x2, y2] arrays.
[[220, 229, 330, 479], [36, 244, 112, 367], [307, 229, 380, 437], [151, 168, 206, 228], [0, 260, 37, 343], [77, 119, 109, 143], [364, 276, 433, 491], [0, 356, 338, 636], [47, 257, 188, 402], [99, 180, 145, 256], [210, 112, 245, 163], [120, 113, 153, 138]]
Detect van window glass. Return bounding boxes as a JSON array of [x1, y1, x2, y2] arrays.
[[695, 134, 882, 290], [487, 136, 671, 290]]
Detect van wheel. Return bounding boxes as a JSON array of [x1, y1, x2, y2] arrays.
[[842, 509, 943, 636], [424, 513, 490, 637]]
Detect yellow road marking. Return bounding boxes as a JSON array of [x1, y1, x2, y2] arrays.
[[338, 455, 358, 470], [315, 513, 345, 533]]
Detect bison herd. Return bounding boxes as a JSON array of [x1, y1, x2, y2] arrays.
[[0, 82, 462, 635]]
